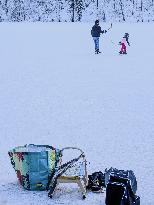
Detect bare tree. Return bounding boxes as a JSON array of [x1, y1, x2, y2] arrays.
[[119, 0, 125, 21]]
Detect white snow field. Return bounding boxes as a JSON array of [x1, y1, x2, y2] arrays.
[[0, 22, 154, 205]]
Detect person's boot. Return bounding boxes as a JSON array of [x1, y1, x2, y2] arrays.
[[96, 49, 101, 54]]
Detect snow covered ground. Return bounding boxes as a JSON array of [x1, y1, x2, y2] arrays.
[[0, 22, 154, 205]]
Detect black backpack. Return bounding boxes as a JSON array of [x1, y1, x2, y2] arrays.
[[105, 168, 140, 205]]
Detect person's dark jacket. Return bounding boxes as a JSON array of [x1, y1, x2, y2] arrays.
[[91, 24, 106, 37]]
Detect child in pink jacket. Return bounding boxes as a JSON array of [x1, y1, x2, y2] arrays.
[[119, 33, 130, 54]]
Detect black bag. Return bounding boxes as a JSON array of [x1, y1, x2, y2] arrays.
[[106, 181, 140, 205], [105, 167, 140, 205], [106, 182, 127, 205], [105, 167, 137, 194], [87, 171, 105, 192]]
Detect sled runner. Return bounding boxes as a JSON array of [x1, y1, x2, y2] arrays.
[[48, 147, 88, 199]]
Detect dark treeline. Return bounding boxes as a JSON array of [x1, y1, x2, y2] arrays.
[[0, 0, 154, 22]]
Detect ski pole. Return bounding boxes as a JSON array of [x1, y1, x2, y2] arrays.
[[107, 23, 112, 31], [110, 40, 116, 45]]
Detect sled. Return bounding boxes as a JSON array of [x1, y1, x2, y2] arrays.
[[48, 147, 88, 199]]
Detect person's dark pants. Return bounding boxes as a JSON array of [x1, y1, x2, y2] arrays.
[[93, 37, 99, 51]]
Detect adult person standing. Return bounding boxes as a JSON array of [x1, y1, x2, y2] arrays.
[[91, 20, 107, 54]]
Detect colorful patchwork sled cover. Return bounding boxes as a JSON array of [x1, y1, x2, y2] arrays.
[[8, 144, 60, 190]]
